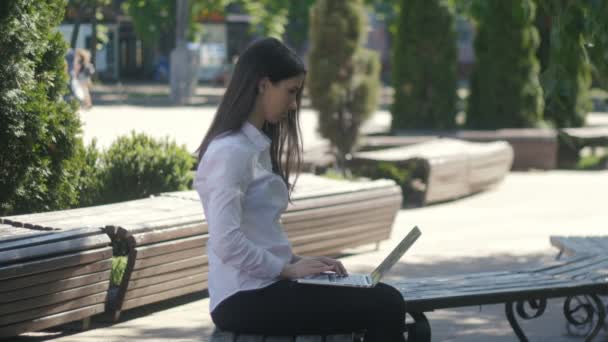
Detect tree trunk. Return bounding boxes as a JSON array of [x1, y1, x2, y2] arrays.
[[70, 5, 82, 48], [90, 4, 98, 67]]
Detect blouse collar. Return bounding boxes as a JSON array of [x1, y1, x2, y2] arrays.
[[242, 121, 271, 151]]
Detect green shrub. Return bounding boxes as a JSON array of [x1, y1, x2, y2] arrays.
[[111, 256, 128, 286], [93, 132, 194, 205], [352, 161, 424, 207], [391, 0, 458, 130], [0, 0, 84, 216], [467, 0, 544, 129]]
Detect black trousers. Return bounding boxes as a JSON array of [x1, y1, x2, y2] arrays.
[[211, 280, 407, 342]]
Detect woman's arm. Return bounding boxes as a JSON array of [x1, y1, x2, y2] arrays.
[[195, 144, 288, 279]]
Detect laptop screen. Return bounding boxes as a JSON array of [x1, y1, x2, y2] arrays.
[[370, 226, 421, 285]]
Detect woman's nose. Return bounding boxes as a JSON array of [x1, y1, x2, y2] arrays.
[[289, 99, 297, 111]]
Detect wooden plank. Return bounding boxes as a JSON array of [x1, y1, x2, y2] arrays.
[[0, 292, 107, 326], [0, 270, 111, 304], [124, 273, 207, 300], [264, 337, 294, 342], [127, 265, 207, 291], [0, 227, 106, 252], [121, 281, 207, 311], [210, 328, 236, 342], [281, 196, 401, 224], [235, 335, 264, 342], [325, 335, 353, 342], [133, 223, 207, 246], [286, 187, 402, 212], [0, 281, 109, 316], [294, 336, 324, 342], [292, 229, 392, 256], [0, 259, 111, 292], [0, 304, 105, 338], [0, 247, 112, 281], [134, 235, 208, 259], [289, 220, 395, 247], [285, 216, 396, 238], [133, 247, 206, 270], [130, 255, 208, 279], [283, 207, 397, 234], [0, 234, 110, 265], [0, 226, 51, 242]]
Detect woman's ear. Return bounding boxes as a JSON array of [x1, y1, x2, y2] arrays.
[[258, 77, 270, 94]]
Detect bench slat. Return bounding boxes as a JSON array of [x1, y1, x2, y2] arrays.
[[0, 270, 111, 304], [0, 247, 113, 281], [0, 259, 111, 292], [0, 234, 110, 265], [263, 337, 293, 342], [124, 273, 206, 300], [237, 335, 264, 342], [0, 292, 107, 326], [121, 281, 207, 311], [0, 304, 105, 338], [133, 246, 206, 270], [130, 255, 207, 279], [294, 336, 323, 342], [0, 281, 109, 316], [325, 335, 353, 342], [128, 264, 206, 291], [210, 329, 235, 342]]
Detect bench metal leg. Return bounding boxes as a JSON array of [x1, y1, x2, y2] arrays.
[[563, 294, 606, 342], [505, 298, 547, 342], [406, 312, 431, 342], [506, 295, 606, 342]]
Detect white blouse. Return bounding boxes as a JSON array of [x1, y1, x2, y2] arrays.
[[194, 121, 294, 312]]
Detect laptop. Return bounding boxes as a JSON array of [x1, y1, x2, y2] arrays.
[[296, 226, 421, 288]]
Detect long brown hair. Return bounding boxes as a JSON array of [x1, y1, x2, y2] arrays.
[[196, 38, 306, 201]]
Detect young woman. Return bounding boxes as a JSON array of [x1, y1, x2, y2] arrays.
[[194, 37, 406, 342]]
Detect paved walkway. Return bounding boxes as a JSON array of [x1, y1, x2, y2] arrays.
[[13, 102, 608, 341], [78, 105, 391, 155]]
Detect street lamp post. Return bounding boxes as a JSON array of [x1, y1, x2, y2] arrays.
[[170, 0, 199, 105]]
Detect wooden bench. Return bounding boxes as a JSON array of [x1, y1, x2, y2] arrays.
[[209, 254, 608, 342], [351, 138, 513, 205], [371, 128, 558, 170], [558, 127, 608, 167], [2, 174, 401, 322], [210, 329, 357, 342], [0, 226, 112, 338], [551, 235, 608, 258], [390, 253, 608, 341]]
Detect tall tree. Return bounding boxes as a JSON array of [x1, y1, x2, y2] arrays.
[[467, 0, 544, 129], [0, 0, 84, 215], [391, 0, 458, 130], [536, 0, 608, 127], [308, 0, 381, 171]]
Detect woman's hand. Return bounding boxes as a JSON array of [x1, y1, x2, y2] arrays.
[[309, 256, 348, 277], [280, 256, 348, 279]]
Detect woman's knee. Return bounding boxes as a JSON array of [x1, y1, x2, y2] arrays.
[[374, 283, 406, 315]]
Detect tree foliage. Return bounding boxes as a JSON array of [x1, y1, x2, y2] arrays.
[[0, 0, 84, 215], [391, 0, 458, 130], [467, 0, 544, 129], [536, 0, 608, 127], [308, 0, 381, 171]]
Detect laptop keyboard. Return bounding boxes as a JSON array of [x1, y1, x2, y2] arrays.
[[327, 273, 369, 286]]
